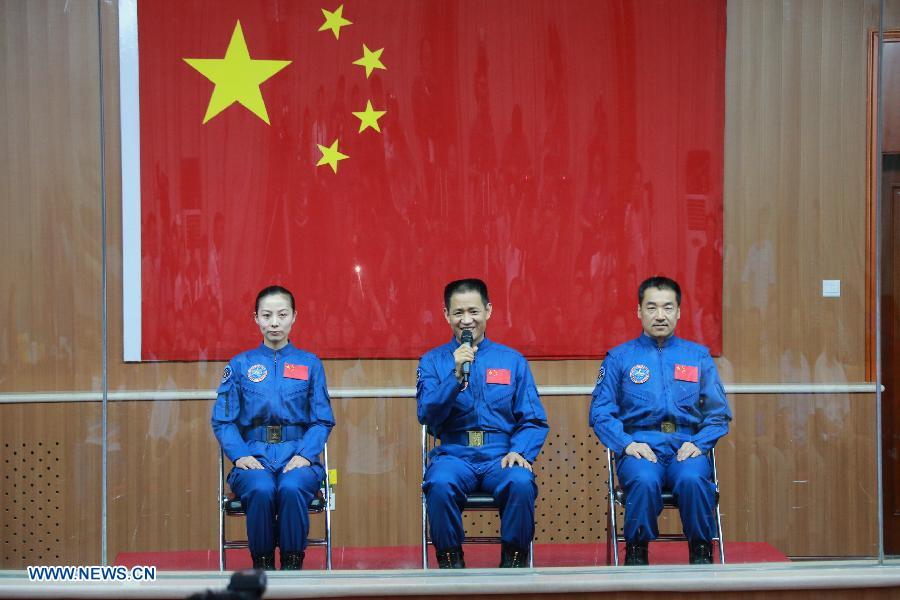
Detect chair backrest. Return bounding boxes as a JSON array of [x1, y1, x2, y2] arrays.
[[421, 424, 429, 476], [421, 424, 438, 472]]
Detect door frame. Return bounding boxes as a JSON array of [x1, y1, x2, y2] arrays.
[[872, 29, 900, 556], [869, 30, 900, 379]]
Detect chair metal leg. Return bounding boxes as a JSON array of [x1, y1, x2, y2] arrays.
[[606, 449, 620, 566], [606, 510, 616, 566], [710, 448, 726, 564], [422, 496, 430, 569], [422, 425, 429, 569], [716, 504, 726, 564], [323, 443, 333, 570], [218, 451, 226, 572]]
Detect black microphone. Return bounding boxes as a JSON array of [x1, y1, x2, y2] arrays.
[[460, 330, 474, 384]]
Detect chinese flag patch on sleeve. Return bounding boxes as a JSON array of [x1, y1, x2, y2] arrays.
[[674, 364, 699, 382], [284, 363, 309, 380], [486, 368, 511, 385]]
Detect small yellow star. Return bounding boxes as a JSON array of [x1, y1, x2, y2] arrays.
[[318, 5, 352, 40], [316, 139, 349, 173], [183, 21, 291, 125], [352, 100, 387, 133], [352, 44, 386, 78]]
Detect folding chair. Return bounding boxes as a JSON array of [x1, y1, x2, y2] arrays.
[[606, 447, 725, 565], [219, 444, 332, 571], [421, 425, 534, 568]]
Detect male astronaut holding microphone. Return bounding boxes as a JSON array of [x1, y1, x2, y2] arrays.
[[417, 278, 549, 568]]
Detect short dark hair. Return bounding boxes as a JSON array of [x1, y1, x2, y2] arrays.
[[443, 278, 489, 309], [255, 285, 296, 312], [638, 276, 682, 306]]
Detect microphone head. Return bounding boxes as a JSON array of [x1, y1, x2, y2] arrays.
[[460, 330, 474, 345]]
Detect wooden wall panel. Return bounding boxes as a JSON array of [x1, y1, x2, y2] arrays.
[[102, 392, 876, 563], [0, 403, 101, 568], [0, 0, 105, 569], [887, 0, 900, 30], [0, 1, 104, 392], [885, 42, 900, 153], [106, 400, 219, 554], [326, 396, 422, 548], [722, 0, 878, 383], [720, 393, 878, 557]]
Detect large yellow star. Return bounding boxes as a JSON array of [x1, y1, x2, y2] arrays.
[[352, 44, 386, 78], [318, 5, 352, 40], [184, 21, 291, 125], [316, 139, 349, 173], [352, 100, 386, 133]]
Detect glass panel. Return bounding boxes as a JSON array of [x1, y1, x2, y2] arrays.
[[0, 0, 105, 569], [104, 0, 885, 573], [2, 0, 887, 577]]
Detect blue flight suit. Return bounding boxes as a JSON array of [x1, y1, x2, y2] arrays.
[[417, 337, 549, 551], [590, 333, 731, 544], [211, 342, 335, 555]]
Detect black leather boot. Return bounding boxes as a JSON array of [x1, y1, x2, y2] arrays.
[[280, 550, 305, 570], [251, 551, 276, 570], [435, 547, 465, 569], [499, 543, 529, 568], [689, 540, 713, 564], [624, 542, 649, 566]]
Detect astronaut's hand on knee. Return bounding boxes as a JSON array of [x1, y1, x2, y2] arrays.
[[235, 456, 265, 470], [501, 452, 532, 471], [624, 442, 657, 463], [283, 455, 311, 472], [676, 441, 701, 462]]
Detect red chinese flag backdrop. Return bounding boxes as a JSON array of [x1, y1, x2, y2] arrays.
[[135, 0, 725, 360]]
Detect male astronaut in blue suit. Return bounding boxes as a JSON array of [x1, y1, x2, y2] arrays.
[[418, 278, 549, 568], [590, 276, 732, 565]]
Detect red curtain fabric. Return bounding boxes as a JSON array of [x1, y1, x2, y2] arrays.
[[135, 0, 725, 360]]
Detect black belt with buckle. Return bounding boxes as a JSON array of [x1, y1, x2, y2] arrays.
[[245, 424, 305, 443], [624, 421, 696, 434], [440, 431, 511, 447]]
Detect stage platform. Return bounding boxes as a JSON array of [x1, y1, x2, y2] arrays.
[[113, 542, 789, 570], [4, 561, 900, 600]]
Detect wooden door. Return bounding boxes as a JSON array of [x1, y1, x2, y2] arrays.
[[880, 29, 900, 556], [883, 163, 900, 553]]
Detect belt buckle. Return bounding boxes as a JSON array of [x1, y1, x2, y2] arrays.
[[266, 425, 283, 443], [661, 421, 676, 434], [467, 431, 484, 447]]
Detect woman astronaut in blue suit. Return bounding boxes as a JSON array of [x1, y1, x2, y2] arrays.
[[211, 285, 335, 570]]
